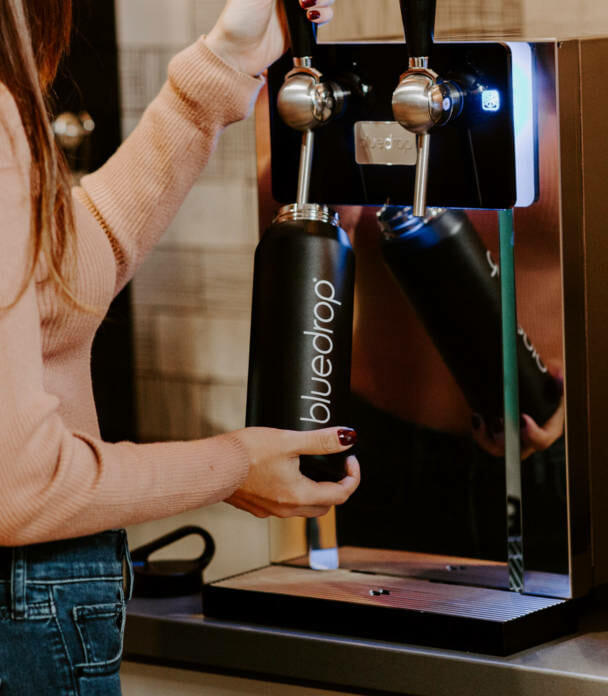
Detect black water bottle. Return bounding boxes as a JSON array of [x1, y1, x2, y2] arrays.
[[379, 206, 562, 426], [246, 204, 355, 482]]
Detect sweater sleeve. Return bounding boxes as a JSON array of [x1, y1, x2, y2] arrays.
[[0, 87, 250, 547], [77, 38, 264, 295]]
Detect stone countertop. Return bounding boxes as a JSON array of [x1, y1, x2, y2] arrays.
[[124, 594, 608, 696]]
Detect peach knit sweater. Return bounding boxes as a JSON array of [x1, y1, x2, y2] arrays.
[[0, 39, 263, 546]]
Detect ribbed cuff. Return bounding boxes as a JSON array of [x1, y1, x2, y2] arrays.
[[169, 37, 265, 128]]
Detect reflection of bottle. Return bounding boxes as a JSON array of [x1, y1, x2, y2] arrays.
[[379, 206, 562, 426], [246, 204, 355, 482]]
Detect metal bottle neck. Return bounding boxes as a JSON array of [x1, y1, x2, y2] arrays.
[[274, 203, 340, 226]]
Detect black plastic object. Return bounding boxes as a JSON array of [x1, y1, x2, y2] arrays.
[[268, 43, 520, 209], [131, 526, 215, 598], [400, 0, 437, 59], [283, 0, 317, 59], [246, 216, 355, 482], [380, 208, 562, 426]]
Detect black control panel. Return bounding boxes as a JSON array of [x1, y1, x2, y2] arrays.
[[269, 42, 534, 209]]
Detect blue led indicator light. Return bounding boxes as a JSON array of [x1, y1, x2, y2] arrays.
[[482, 89, 501, 112]]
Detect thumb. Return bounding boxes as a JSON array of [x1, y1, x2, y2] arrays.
[[288, 427, 357, 457]]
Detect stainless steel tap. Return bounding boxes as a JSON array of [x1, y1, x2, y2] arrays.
[[277, 0, 346, 207], [392, 0, 463, 216]]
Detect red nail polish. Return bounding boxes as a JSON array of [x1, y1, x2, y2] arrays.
[[308, 10, 321, 20], [338, 429, 357, 446], [301, 0, 316, 7]]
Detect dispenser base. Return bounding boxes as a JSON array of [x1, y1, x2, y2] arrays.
[[203, 550, 577, 656]]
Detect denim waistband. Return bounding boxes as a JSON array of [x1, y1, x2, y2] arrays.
[[0, 530, 128, 583]]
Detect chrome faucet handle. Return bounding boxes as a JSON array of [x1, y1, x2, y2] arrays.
[[400, 0, 436, 64], [392, 0, 462, 217], [277, 0, 348, 206], [392, 66, 461, 216], [277, 0, 346, 134], [283, 0, 317, 63], [278, 0, 348, 134]]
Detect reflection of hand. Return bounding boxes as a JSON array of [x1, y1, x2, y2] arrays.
[[471, 398, 565, 460], [519, 404, 565, 459], [226, 426, 360, 518], [472, 366, 564, 460], [206, 0, 335, 78]]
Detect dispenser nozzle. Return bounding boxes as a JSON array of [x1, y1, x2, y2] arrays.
[[413, 133, 431, 217], [393, 0, 462, 216], [278, 0, 348, 207], [297, 129, 315, 206]]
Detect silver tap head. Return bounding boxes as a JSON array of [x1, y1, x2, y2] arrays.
[[392, 70, 446, 135], [277, 70, 344, 132], [392, 70, 463, 135]]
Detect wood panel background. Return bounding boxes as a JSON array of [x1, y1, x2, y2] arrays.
[[319, 0, 523, 42], [320, 0, 608, 42]]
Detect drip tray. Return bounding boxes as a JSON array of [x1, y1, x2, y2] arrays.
[[203, 550, 576, 655], [285, 546, 511, 590]]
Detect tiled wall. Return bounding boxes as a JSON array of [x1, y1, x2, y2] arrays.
[[115, 0, 269, 582]]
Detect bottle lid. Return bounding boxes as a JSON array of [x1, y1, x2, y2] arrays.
[[274, 203, 340, 226]]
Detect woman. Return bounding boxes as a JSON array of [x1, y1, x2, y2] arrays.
[[0, 0, 358, 693]]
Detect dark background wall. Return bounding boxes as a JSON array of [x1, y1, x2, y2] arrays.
[[53, 0, 137, 443]]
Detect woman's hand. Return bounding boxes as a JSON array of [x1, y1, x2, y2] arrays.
[[227, 426, 360, 518], [471, 400, 565, 460], [206, 0, 335, 77], [471, 369, 565, 460]]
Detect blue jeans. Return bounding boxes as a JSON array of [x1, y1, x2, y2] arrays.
[[0, 530, 133, 695]]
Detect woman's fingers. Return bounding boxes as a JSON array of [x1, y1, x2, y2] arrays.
[[520, 414, 554, 451], [520, 400, 565, 452], [286, 427, 357, 457], [297, 456, 361, 507], [299, 0, 335, 25], [300, 0, 335, 14], [308, 8, 333, 25], [248, 456, 360, 510], [518, 368, 565, 458], [227, 426, 359, 520], [471, 398, 565, 460], [300, 0, 335, 6], [471, 413, 505, 458]]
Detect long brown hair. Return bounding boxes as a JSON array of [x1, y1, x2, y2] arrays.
[[0, 0, 78, 307]]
